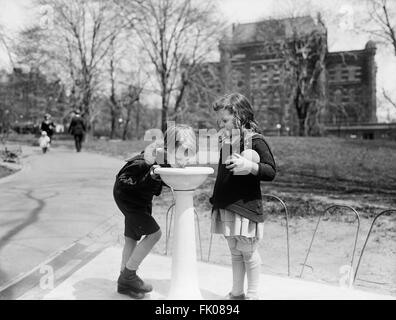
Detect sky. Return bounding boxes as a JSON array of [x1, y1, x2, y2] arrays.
[[0, 0, 395, 121]]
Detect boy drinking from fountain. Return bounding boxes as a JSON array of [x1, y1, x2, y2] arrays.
[[113, 124, 196, 299]]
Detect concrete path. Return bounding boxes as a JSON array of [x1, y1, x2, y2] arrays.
[[19, 246, 395, 300], [0, 145, 124, 297]]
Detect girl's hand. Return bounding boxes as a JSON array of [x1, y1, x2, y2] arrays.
[[225, 153, 257, 175]]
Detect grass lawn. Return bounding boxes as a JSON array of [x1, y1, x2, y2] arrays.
[[44, 134, 396, 214], [5, 133, 396, 296]]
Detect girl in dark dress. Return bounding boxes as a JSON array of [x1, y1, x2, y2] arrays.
[[210, 93, 276, 300]]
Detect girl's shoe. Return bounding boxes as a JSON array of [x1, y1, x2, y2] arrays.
[[117, 284, 145, 299], [245, 294, 259, 300], [226, 292, 246, 300]]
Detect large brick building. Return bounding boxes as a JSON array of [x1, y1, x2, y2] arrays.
[[188, 16, 377, 135]]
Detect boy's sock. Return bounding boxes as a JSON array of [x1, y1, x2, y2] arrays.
[[122, 267, 137, 279], [126, 231, 161, 270]]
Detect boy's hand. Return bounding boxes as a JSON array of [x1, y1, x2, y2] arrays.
[[150, 165, 162, 181], [155, 147, 166, 165], [225, 153, 256, 175]]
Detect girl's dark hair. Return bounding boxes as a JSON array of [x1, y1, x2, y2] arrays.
[[212, 93, 260, 133]]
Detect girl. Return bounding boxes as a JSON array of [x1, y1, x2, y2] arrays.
[[210, 93, 276, 300], [113, 124, 196, 299]]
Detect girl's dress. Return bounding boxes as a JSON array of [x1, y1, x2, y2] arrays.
[[211, 130, 265, 249], [211, 208, 264, 248]]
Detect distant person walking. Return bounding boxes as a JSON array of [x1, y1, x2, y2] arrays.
[[40, 114, 56, 143], [38, 131, 51, 154], [68, 110, 86, 152]]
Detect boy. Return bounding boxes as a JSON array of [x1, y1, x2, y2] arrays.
[[114, 125, 196, 299]]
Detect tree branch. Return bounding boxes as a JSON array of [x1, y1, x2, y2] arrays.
[[383, 88, 396, 109]]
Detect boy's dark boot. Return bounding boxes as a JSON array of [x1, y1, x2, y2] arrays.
[[117, 285, 145, 300], [118, 268, 153, 293]]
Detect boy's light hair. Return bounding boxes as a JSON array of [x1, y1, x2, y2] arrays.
[[164, 124, 196, 165], [143, 123, 196, 165], [165, 124, 195, 152]]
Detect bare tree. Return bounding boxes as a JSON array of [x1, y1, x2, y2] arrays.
[[16, 0, 130, 133], [121, 85, 144, 140], [107, 30, 147, 139], [114, 0, 223, 131], [383, 88, 396, 109], [0, 25, 15, 68], [364, 0, 396, 55], [180, 62, 222, 127], [361, 0, 396, 109], [0, 24, 12, 137], [108, 35, 123, 139], [280, 14, 328, 136]]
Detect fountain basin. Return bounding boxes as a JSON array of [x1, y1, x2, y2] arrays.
[[154, 167, 214, 190]]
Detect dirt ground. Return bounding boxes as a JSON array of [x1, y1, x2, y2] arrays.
[[146, 182, 396, 297]]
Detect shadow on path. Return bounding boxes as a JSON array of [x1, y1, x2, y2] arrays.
[[0, 189, 58, 296], [71, 277, 223, 300], [0, 190, 58, 250]]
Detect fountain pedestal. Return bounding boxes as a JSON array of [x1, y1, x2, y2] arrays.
[[154, 167, 214, 300]]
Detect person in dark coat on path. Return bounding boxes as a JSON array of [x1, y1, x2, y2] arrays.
[[68, 110, 86, 152], [40, 114, 56, 143]]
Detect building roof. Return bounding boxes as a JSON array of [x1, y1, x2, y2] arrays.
[[231, 16, 326, 44]]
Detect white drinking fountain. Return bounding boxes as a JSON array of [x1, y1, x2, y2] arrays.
[[154, 166, 214, 300]]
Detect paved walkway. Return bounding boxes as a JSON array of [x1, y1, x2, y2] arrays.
[[19, 246, 395, 300], [0, 145, 124, 297]]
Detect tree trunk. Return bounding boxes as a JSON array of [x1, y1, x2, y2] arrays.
[[110, 110, 116, 139], [298, 118, 305, 136], [122, 119, 130, 141], [161, 68, 168, 132], [161, 97, 168, 132], [296, 98, 309, 136], [135, 103, 140, 139], [122, 106, 132, 141], [173, 77, 188, 123]]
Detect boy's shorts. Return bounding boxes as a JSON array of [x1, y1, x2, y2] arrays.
[[114, 196, 160, 241], [124, 211, 160, 241]]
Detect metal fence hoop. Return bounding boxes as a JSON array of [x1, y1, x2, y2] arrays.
[[353, 209, 396, 283], [299, 204, 361, 278], [262, 194, 291, 277], [165, 203, 175, 255], [165, 203, 204, 260]]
